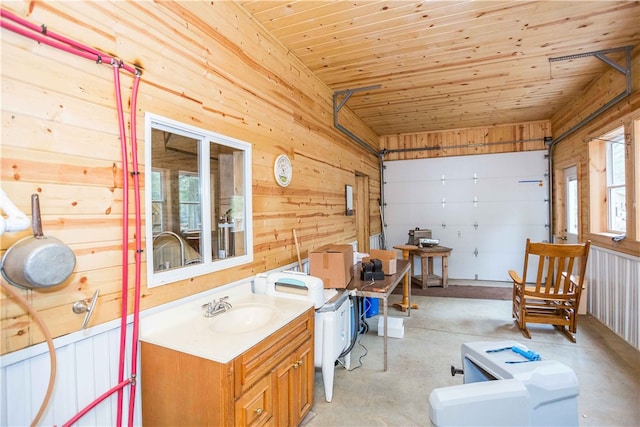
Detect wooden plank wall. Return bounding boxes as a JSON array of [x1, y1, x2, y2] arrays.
[[0, 1, 380, 354], [551, 45, 640, 258], [380, 120, 550, 160]]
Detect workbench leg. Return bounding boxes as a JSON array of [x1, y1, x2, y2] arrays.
[[442, 255, 449, 288], [383, 296, 388, 371], [392, 245, 419, 312], [421, 256, 428, 290]]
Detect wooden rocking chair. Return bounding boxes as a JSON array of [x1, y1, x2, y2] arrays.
[[510, 239, 591, 343]]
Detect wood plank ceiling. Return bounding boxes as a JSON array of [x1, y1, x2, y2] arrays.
[[239, 1, 640, 136]]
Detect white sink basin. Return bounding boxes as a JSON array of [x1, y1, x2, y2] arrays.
[[208, 303, 283, 334], [141, 287, 314, 363]]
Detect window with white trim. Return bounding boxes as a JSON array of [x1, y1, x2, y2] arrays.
[[605, 128, 626, 232], [588, 119, 638, 241], [145, 113, 253, 287]]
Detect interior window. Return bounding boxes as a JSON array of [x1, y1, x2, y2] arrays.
[[145, 113, 253, 287]]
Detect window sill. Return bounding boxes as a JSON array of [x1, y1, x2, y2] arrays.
[[584, 232, 639, 258]]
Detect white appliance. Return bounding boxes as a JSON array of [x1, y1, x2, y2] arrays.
[[429, 340, 579, 426], [254, 271, 352, 402]]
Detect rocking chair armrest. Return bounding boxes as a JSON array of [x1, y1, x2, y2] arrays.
[[509, 269, 523, 285], [561, 272, 582, 292], [561, 271, 579, 284]]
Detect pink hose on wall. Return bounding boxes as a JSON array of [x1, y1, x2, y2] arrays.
[[127, 73, 143, 427], [1, 8, 143, 427], [111, 59, 130, 427]]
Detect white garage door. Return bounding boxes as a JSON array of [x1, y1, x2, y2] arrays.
[[383, 151, 548, 282]]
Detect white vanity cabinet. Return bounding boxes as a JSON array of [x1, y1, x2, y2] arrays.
[[141, 307, 315, 426]]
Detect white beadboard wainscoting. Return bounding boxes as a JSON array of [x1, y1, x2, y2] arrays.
[[1, 319, 142, 426], [587, 245, 640, 350]]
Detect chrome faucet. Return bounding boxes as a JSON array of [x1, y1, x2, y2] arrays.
[[202, 296, 232, 317]]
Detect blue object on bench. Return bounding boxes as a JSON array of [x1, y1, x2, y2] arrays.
[[486, 346, 541, 362]]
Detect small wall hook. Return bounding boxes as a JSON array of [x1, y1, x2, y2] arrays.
[[72, 289, 100, 329]]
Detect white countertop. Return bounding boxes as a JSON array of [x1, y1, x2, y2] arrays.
[[139, 284, 314, 363]]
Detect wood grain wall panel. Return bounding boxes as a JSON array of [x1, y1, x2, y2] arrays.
[[380, 120, 550, 161], [0, 1, 379, 353]]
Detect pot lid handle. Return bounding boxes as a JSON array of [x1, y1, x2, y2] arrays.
[[31, 194, 44, 238]]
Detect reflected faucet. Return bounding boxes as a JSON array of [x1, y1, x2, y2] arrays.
[[153, 231, 185, 267], [202, 296, 232, 317]]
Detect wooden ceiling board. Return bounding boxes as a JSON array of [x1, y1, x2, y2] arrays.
[[239, 1, 640, 135], [279, 3, 521, 54]]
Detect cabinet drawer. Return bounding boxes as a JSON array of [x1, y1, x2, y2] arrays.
[[234, 307, 314, 398], [235, 374, 274, 427]]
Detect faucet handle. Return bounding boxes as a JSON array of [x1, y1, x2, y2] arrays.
[[202, 296, 231, 317]]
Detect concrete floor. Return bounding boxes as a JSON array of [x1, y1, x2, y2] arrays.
[[305, 293, 640, 426]]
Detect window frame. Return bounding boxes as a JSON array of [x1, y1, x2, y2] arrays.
[[145, 113, 253, 288], [588, 118, 638, 244]]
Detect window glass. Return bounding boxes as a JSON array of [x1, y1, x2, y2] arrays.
[[567, 175, 578, 235], [151, 169, 165, 234], [179, 172, 201, 232], [605, 128, 626, 232]]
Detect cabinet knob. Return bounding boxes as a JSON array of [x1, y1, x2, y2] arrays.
[[255, 408, 263, 415], [293, 362, 299, 369]]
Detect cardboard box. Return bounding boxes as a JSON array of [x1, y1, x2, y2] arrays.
[[309, 244, 354, 288], [363, 249, 397, 275]]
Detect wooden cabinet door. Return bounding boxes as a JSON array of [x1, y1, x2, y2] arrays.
[[293, 338, 314, 422], [273, 337, 314, 427], [235, 374, 275, 427]]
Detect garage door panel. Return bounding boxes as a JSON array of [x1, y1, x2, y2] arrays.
[[447, 252, 477, 280], [441, 180, 475, 202], [474, 201, 547, 225], [473, 225, 546, 250], [475, 177, 546, 201], [474, 251, 522, 281], [469, 152, 547, 177], [441, 204, 475, 225], [383, 151, 548, 283]]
